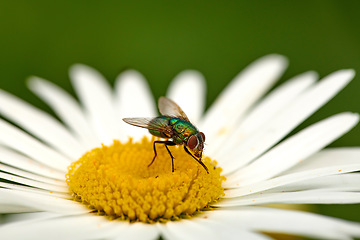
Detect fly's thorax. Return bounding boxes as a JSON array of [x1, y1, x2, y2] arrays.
[[170, 119, 198, 144]]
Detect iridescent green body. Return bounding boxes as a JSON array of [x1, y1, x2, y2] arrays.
[[122, 97, 208, 173], [149, 116, 198, 144]]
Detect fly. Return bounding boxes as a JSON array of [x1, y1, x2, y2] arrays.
[[123, 97, 208, 173]]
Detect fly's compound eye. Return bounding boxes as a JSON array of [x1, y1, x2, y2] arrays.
[[187, 135, 199, 149], [200, 132, 205, 142]]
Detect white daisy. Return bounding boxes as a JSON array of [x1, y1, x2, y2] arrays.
[[1, 54, 360, 240]]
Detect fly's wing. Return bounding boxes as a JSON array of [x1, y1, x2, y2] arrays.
[[122, 117, 168, 132], [158, 97, 190, 121]]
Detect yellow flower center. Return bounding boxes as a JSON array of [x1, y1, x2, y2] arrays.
[[66, 137, 225, 223]]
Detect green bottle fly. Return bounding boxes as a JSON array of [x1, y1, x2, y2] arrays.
[[123, 97, 208, 173]]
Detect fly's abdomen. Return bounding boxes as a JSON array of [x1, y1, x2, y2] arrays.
[[148, 116, 171, 138]]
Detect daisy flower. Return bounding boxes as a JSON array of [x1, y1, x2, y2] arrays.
[[1, 54, 360, 240]]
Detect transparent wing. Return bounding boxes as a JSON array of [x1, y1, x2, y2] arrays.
[[158, 97, 189, 121], [122, 117, 168, 132]]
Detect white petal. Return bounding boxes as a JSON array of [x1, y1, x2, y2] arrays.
[[226, 112, 359, 185], [215, 191, 360, 207], [0, 214, 125, 240], [0, 172, 67, 192], [199, 54, 288, 148], [159, 220, 218, 240], [4, 212, 62, 224], [0, 89, 84, 159], [0, 163, 66, 187], [70, 64, 120, 145], [0, 204, 36, 213], [284, 147, 360, 174], [28, 77, 99, 150], [206, 207, 360, 240], [166, 70, 206, 124], [0, 119, 70, 171], [0, 189, 88, 214], [0, 182, 70, 199], [218, 174, 360, 208], [211, 228, 274, 240], [159, 220, 273, 240], [208, 71, 317, 157], [220, 69, 355, 174], [1, 214, 159, 240], [109, 222, 160, 240], [224, 148, 360, 197], [268, 173, 360, 193], [188, 217, 275, 240], [114, 70, 156, 142], [0, 146, 65, 180]]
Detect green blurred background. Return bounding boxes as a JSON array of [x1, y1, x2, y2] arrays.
[[1, 0, 360, 234]]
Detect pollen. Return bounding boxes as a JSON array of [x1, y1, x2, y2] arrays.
[[66, 137, 225, 223]]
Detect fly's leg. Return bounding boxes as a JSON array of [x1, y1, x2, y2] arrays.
[[184, 146, 209, 174], [164, 142, 176, 172], [149, 141, 162, 167], [149, 140, 176, 172]]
